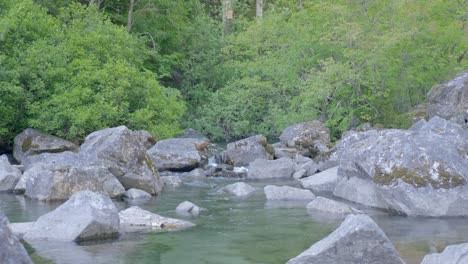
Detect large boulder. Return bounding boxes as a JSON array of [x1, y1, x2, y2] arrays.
[[23, 164, 124, 201], [24, 190, 120, 242], [122, 188, 152, 201], [175, 201, 201, 217], [299, 166, 341, 193], [222, 182, 256, 197], [147, 138, 209, 171], [132, 130, 156, 149], [0, 155, 22, 192], [13, 128, 78, 164], [119, 206, 195, 232], [279, 121, 330, 157], [247, 157, 295, 179], [335, 116, 468, 216], [426, 71, 468, 126], [0, 212, 33, 264], [286, 214, 404, 264], [80, 126, 162, 195], [421, 242, 468, 264], [221, 135, 274, 166], [264, 185, 315, 201]]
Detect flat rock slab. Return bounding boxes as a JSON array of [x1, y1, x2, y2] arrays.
[[287, 214, 405, 264], [306, 197, 361, 217], [247, 158, 295, 179], [0, 212, 33, 264], [147, 138, 208, 171], [421, 242, 468, 264], [300, 166, 340, 193], [119, 206, 195, 232], [264, 185, 315, 201]]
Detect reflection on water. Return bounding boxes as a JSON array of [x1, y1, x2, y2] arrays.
[[1, 179, 468, 264]]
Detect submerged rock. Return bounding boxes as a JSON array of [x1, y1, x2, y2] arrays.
[[0, 155, 22, 192], [222, 182, 256, 197], [13, 128, 78, 164], [119, 206, 195, 232], [279, 121, 330, 157], [335, 116, 468, 216], [23, 165, 125, 201], [81, 126, 162, 195], [306, 197, 361, 217], [176, 201, 201, 217], [299, 166, 341, 193], [221, 135, 274, 166], [286, 214, 404, 264], [161, 176, 183, 188], [148, 138, 209, 171], [421, 242, 468, 264], [247, 158, 295, 179], [426, 71, 468, 126], [0, 212, 33, 264], [122, 188, 152, 201], [264, 185, 315, 201], [24, 191, 120, 242]]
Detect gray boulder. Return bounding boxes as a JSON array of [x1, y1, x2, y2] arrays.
[[13, 128, 78, 164], [119, 206, 195, 232], [147, 138, 209, 171], [222, 182, 255, 197], [0, 212, 33, 264], [247, 158, 295, 179], [421, 242, 468, 264], [427, 71, 468, 126], [279, 121, 330, 157], [24, 190, 120, 242], [306, 197, 361, 217], [184, 168, 206, 178], [23, 165, 125, 201], [0, 155, 22, 192], [175, 201, 201, 217], [295, 160, 319, 177], [264, 185, 315, 201], [132, 130, 156, 149], [122, 188, 152, 201], [292, 169, 307, 180], [179, 128, 209, 141], [286, 214, 404, 264], [274, 147, 299, 159], [300, 166, 341, 193], [335, 116, 468, 216], [221, 135, 274, 166], [81, 126, 162, 195], [161, 176, 183, 188], [8, 222, 34, 240]]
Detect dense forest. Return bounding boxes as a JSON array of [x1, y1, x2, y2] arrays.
[[1, 0, 466, 149]]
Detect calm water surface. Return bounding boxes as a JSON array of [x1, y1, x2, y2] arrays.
[[2, 178, 468, 264]]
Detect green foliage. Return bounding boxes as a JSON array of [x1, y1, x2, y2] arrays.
[[0, 0, 185, 143]]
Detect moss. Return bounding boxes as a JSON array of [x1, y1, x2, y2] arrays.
[[22, 136, 33, 152], [21, 239, 54, 264], [195, 141, 209, 151], [374, 165, 465, 189]]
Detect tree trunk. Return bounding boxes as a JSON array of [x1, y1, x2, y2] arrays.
[[256, 0, 263, 18], [127, 0, 135, 32], [222, 0, 233, 34]]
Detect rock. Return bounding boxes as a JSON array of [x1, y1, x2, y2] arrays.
[[119, 206, 195, 232], [8, 222, 34, 240], [132, 130, 156, 149], [295, 160, 319, 177], [206, 164, 247, 178], [221, 135, 274, 166], [264, 185, 315, 201], [13, 128, 78, 164], [122, 188, 152, 201], [335, 116, 468, 216], [179, 128, 209, 141], [81, 126, 162, 195], [274, 147, 299, 159], [23, 165, 125, 201], [147, 138, 209, 171], [421, 242, 468, 264], [279, 121, 330, 157], [0, 155, 22, 192], [292, 169, 307, 180], [161, 176, 183, 188], [0, 212, 33, 264], [426, 71, 468, 126], [21, 151, 81, 172], [306, 197, 361, 217], [184, 168, 206, 178], [286, 214, 404, 264], [299, 167, 341, 193], [24, 190, 120, 242], [222, 182, 256, 197], [294, 155, 313, 165], [175, 201, 201, 217], [247, 158, 295, 179]]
